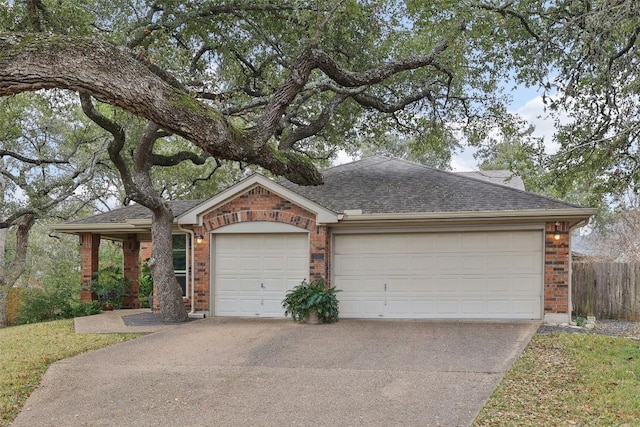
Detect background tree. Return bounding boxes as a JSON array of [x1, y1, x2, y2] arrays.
[[355, 123, 459, 169], [491, 0, 640, 209], [0, 91, 109, 326]]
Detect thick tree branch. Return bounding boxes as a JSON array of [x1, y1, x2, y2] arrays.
[[0, 33, 323, 185], [151, 151, 209, 167], [279, 94, 347, 149], [309, 28, 459, 87]]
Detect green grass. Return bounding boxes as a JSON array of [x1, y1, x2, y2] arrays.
[[474, 333, 640, 426], [0, 319, 139, 427]]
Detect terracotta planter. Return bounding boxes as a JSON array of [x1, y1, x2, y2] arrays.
[[307, 309, 320, 324], [102, 303, 114, 311]]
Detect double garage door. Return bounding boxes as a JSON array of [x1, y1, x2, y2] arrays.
[[213, 230, 543, 320], [334, 230, 543, 320]]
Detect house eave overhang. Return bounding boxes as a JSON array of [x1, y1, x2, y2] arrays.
[[177, 174, 339, 225], [50, 219, 165, 236], [334, 208, 597, 226]]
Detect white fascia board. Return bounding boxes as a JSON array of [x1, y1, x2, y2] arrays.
[[337, 208, 597, 224], [50, 223, 145, 233], [177, 173, 339, 225]]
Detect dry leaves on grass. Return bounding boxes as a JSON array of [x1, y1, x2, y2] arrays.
[[474, 333, 640, 426]]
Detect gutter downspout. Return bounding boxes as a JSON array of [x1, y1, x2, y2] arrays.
[[178, 225, 196, 314]]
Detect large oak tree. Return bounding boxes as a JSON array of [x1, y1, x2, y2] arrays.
[[0, 0, 530, 321]]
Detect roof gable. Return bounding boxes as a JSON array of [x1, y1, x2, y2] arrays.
[[177, 174, 339, 225]]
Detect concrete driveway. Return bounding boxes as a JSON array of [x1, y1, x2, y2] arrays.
[[12, 319, 538, 427]]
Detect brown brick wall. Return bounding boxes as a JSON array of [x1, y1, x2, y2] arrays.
[[544, 221, 570, 315], [192, 185, 325, 312]]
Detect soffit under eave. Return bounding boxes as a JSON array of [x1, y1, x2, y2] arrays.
[[330, 209, 596, 228]]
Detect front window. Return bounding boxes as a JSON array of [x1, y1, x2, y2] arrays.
[[172, 234, 187, 296]]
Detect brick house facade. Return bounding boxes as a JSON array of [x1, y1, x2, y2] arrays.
[[57, 157, 594, 323]]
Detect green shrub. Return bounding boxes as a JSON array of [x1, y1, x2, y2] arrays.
[[17, 279, 81, 324], [138, 259, 153, 308], [61, 300, 103, 318], [91, 265, 127, 308], [282, 279, 341, 323]]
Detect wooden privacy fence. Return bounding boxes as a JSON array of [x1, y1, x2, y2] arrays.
[[572, 262, 640, 320]]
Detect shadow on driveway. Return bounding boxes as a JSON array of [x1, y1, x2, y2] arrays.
[[13, 319, 538, 427]]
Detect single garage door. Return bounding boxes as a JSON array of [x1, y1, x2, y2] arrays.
[[334, 230, 543, 319], [213, 233, 308, 317]]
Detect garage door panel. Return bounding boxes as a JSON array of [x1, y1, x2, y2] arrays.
[[340, 277, 385, 293], [511, 276, 541, 293], [410, 255, 435, 272], [435, 255, 461, 271], [387, 278, 413, 293], [334, 231, 543, 320], [386, 255, 412, 272], [512, 299, 540, 315], [486, 277, 512, 293], [511, 231, 544, 251], [486, 299, 511, 315], [461, 299, 486, 314], [409, 235, 436, 252], [460, 277, 487, 293], [460, 255, 487, 272], [432, 277, 462, 292], [435, 234, 461, 251], [333, 255, 360, 274], [511, 254, 541, 272], [461, 233, 487, 251], [433, 299, 460, 315], [485, 254, 506, 271], [362, 256, 388, 274]]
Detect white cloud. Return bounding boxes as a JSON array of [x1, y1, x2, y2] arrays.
[[515, 96, 562, 155]]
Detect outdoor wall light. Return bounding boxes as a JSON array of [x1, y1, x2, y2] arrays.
[[195, 234, 204, 244], [553, 222, 561, 241]]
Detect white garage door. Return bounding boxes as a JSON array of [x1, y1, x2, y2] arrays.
[[213, 233, 308, 317], [334, 230, 543, 319]]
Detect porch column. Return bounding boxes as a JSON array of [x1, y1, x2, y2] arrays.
[[122, 234, 141, 309], [80, 233, 100, 302]]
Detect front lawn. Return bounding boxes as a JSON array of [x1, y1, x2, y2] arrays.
[[0, 319, 138, 427], [474, 333, 640, 426]]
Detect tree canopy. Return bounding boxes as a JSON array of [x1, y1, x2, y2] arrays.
[[0, 1, 527, 184]]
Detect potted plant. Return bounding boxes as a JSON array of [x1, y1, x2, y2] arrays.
[[91, 265, 127, 310], [282, 279, 341, 324]]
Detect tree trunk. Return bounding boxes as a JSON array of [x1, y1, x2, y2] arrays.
[[0, 213, 35, 327], [148, 203, 188, 323]]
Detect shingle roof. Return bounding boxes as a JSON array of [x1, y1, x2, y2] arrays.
[[67, 200, 204, 225], [65, 157, 585, 227], [278, 156, 580, 214]]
